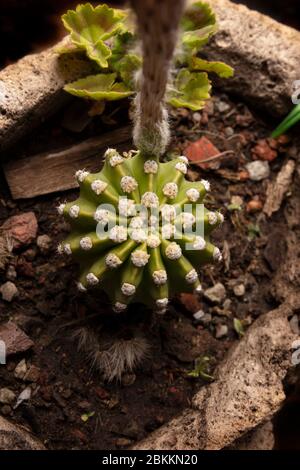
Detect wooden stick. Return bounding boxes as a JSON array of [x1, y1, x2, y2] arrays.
[[3, 126, 132, 200]]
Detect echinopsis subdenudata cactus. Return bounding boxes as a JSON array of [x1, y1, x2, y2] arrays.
[[57, 149, 223, 313]]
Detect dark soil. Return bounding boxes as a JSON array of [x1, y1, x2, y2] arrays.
[[1, 89, 299, 449]]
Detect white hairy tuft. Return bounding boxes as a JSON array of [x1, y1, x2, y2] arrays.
[[194, 284, 202, 294], [156, 298, 168, 308], [77, 282, 87, 292], [91, 179, 108, 195], [105, 253, 122, 268], [120, 176, 138, 193], [104, 148, 123, 167], [152, 270, 168, 285], [113, 302, 127, 313], [86, 273, 99, 286], [144, 160, 158, 174], [147, 234, 161, 248], [213, 247, 223, 262], [64, 243, 72, 255], [200, 179, 210, 192], [165, 242, 182, 260], [80, 236, 93, 251], [218, 212, 224, 223], [69, 205, 80, 218], [131, 250, 150, 267], [141, 192, 159, 208], [161, 204, 176, 221], [121, 282, 136, 296], [186, 188, 200, 202], [161, 223, 175, 239], [175, 162, 187, 174], [130, 228, 148, 243], [180, 212, 196, 229], [109, 226, 128, 243], [75, 169, 89, 183], [163, 182, 178, 199], [57, 203, 66, 215], [207, 212, 218, 225], [193, 236, 206, 250], [57, 243, 64, 255], [118, 199, 136, 217], [130, 216, 145, 229], [179, 156, 188, 164], [94, 208, 110, 225], [185, 269, 198, 284]]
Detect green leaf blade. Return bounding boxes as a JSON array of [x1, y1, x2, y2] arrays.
[[64, 73, 134, 101], [168, 69, 211, 111], [191, 57, 234, 78]]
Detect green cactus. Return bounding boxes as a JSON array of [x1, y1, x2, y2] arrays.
[[58, 150, 223, 313]]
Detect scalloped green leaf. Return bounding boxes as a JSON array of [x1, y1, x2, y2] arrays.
[[167, 69, 211, 111], [181, 1, 217, 52], [190, 57, 234, 78], [112, 54, 142, 86], [64, 73, 134, 101], [62, 3, 127, 67]]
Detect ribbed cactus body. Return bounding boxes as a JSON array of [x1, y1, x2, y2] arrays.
[[58, 150, 223, 313]]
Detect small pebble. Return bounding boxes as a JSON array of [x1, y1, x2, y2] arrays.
[[0, 388, 16, 404], [289, 315, 299, 335], [233, 284, 245, 297], [193, 310, 205, 321], [216, 100, 230, 113], [204, 283, 226, 304], [224, 126, 234, 137], [37, 234, 52, 253], [6, 265, 17, 281], [1, 405, 12, 416], [0, 281, 18, 302], [14, 359, 27, 379], [24, 365, 40, 383], [245, 161, 270, 181], [215, 324, 228, 339], [201, 313, 212, 326]]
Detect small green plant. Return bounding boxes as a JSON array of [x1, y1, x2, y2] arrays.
[[59, 2, 233, 111], [271, 104, 300, 138], [187, 355, 214, 380], [58, 151, 223, 312]]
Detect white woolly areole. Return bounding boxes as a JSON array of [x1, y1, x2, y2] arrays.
[[91, 179, 108, 195], [194, 284, 203, 294], [121, 282, 136, 297], [186, 188, 200, 202], [131, 228, 148, 243], [131, 250, 150, 267], [163, 182, 178, 199], [57, 203, 66, 215], [109, 225, 127, 243], [213, 247, 223, 262], [147, 234, 161, 248], [193, 236, 206, 250], [207, 211, 218, 225], [77, 282, 87, 292], [141, 192, 159, 208], [104, 148, 123, 167], [105, 253, 122, 269], [120, 176, 138, 193], [118, 199, 136, 217], [218, 212, 224, 223], [113, 302, 127, 312], [130, 216, 145, 229], [144, 160, 158, 174], [175, 162, 187, 174], [180, 212, 196, 229], [161, 204, 176, 221], [94, 208, 110, 225], [80, 236, 93, 251], [86, 273, 99, 286], [162, 223, 175, 239], [64, 243, 72, 255], [152, 270, 168, 285], [179, 156, 189, 164], [57, 243, 63, 255], [185, 269, 198, 284], [69, 205, 80, 218], [75, 169, 89, 183], [156, 298, 168, 308], [165, 242, 182, 260], [201, 179, 210, 192]]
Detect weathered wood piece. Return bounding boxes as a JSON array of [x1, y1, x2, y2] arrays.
[[3, 126, 132, 199]]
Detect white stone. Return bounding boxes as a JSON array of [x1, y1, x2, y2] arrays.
[[245, 161, 270, 181], [0, 281, 18, 302], [204, 283, 226, 304], [0, 388, 16, 404]]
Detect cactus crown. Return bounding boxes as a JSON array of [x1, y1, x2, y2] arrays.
[[58, 150, 223, 313]]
